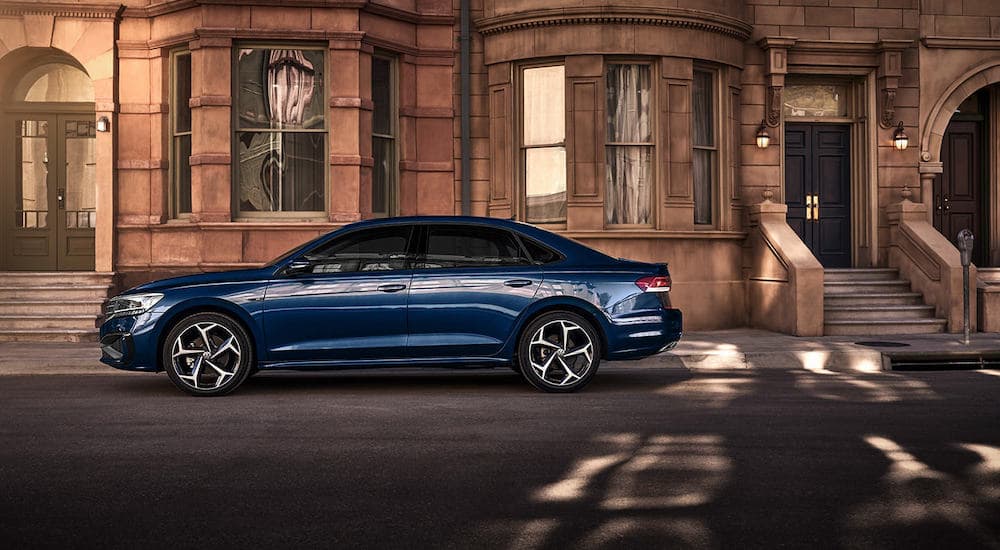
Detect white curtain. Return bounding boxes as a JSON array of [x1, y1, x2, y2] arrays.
[[606, 65, 652, 225]]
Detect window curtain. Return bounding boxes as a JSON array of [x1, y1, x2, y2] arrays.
[[606, 65, 652, 225]]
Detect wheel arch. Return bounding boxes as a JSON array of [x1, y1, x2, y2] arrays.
[[155, 299, 261, 372], [505, 297, 610, 361]]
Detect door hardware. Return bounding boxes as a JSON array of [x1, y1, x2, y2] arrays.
[[813, 194, 819, 221], [57, 188, 65, 210], [806, 195, 813, 221], [377, 283, 407, 293]]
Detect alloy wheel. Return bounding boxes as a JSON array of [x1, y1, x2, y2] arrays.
[[527, 319, 595, 387], [169, 321, 242, 391]]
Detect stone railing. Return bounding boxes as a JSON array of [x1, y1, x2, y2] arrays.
[[747, 200, 824, 336], [886, 199, 975, 333]]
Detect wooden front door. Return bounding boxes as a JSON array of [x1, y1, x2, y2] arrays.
[[3, 115, 96, 271], [935, 119, 988, 266], [785, 123, 852, 268]]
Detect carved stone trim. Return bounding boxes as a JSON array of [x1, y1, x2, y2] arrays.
[[475, 6, 752, 42], [0, 1, 121, 18], [766, 85, 783, 128], [922, 36, 1000, 50]]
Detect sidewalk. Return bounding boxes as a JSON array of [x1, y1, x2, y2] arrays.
[[2, 329, 999, 375]]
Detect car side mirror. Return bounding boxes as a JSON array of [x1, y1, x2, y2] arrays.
[[283, 259, 314, 276]]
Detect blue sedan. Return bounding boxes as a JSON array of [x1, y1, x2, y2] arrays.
[[99, 217, 682, 395]]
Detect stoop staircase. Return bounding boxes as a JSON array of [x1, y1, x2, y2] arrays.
[[823, 268, 947, 336], [0, 272, 114, 342]]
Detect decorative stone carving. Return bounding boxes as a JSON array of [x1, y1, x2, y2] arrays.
[[758, 37, 796, 128], [876, 40, 911, 129]]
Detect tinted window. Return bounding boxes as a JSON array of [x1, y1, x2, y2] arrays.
[[519, 236, 562, 265], [418, 225, 530, 269], [303, 226, 411, 273]]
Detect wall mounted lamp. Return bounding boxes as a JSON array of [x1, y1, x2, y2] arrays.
[[755, 120, 770, 149], [892, 121, 908, 151], [96, 116, 111, 133]]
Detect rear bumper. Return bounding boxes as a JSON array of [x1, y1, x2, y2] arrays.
[[605, 308, 682, 361]]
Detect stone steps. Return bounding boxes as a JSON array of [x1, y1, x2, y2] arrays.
[[823, 268, 947, 336], [0, 272, 113, 343]]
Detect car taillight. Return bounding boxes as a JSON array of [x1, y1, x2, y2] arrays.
[[635, 275, 671, 293]]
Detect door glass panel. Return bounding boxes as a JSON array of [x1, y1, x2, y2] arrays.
[[16, 120, 49, 228], [419, 226, 530, 269], [304, 226, 411, 273], [64, 120, 97, 229]]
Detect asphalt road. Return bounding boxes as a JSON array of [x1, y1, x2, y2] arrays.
[[1, 365, 998, 549]]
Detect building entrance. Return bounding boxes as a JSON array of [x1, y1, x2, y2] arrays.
[[2, 115, 96, 270], [784, 123, 852, 268]]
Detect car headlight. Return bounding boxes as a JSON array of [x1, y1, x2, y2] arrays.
[[104, 293, 164, 320]]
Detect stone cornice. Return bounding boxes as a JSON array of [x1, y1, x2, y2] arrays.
[[475, 6, 752, 42], [922, 36, 1000, 50], [125, 0, 452, 25], [0, 1, 122, 19]]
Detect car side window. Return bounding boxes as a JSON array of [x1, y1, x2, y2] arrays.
[[519, 236, 562, 265], [303, 226, 412, 274], [417, 225, 531, 269]]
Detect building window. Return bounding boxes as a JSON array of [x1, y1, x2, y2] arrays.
[[171, 51, 192, 216], [783, 83, 849, 118], [606, 63, 652, 226], [521, 65, 566, 224], [692, 68, 716, 226], [372, 54, 397, 217], [235, 46, 326, 216]]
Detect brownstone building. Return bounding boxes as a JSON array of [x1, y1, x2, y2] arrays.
[[0, 0, 999, 340]]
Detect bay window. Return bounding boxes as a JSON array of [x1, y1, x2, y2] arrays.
[[235, 46, 326, 216], [521, 65, 566, 224], [692, 68, 716, 226], [605, 64, 653, 226], [171, 50, 192, 216]]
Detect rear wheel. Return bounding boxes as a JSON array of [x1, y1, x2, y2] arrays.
[[517, 311, 601, 393], [162, 312, 254, 397]]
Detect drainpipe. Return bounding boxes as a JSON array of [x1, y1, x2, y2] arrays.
[[459, 0, 471, 216]]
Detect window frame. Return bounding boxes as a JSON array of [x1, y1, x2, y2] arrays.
[[371, 51, 399, 218], [169, 49, 192, 219], [232, 43, 329, 221], [517, 60, 567, 227], [692, 64, 720, 227], [603, 59, 657, 229]]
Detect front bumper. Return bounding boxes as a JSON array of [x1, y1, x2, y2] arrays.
[[99, 314, 160, 372]]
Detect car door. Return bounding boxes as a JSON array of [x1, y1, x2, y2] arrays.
[[262, 225, 415, 364], [407, 224, 542, 359]]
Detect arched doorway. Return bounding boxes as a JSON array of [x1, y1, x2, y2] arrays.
[[934, 89, 991, 266], [1, 49, 96, 271]]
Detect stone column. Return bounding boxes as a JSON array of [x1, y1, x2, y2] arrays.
[[188, 36, 232, 223], [328, 35, 366, 223], [565, 55, 603, 230]]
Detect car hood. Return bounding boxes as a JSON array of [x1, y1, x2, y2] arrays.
[[125, 267, 274, 294]]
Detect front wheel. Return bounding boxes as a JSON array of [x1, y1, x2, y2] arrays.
[[517, 312, 601, 393], [162, 312, 254, 397]]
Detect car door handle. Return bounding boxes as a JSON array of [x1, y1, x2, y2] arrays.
[[377, 283, 407, 293], [504, 279, 533, 288]]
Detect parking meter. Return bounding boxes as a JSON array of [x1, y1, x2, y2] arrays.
[[957, 229, 974, 267], [956, 229, 974, 344]]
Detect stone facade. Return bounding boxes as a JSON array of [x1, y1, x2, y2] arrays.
[[0, 0, 998, 333]]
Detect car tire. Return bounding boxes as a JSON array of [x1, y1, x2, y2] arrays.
[[517, 311, 601, 393], [162, 312, 254, 397]]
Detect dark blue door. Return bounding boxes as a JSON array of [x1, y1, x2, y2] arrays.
[[407, 224, 542, 359], [262, 226, 414, 364], [785, 123, 852, 268]]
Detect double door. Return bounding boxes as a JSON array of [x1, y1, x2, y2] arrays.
[[3, 114, 96, 270], [785, 123, 852, 268]]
